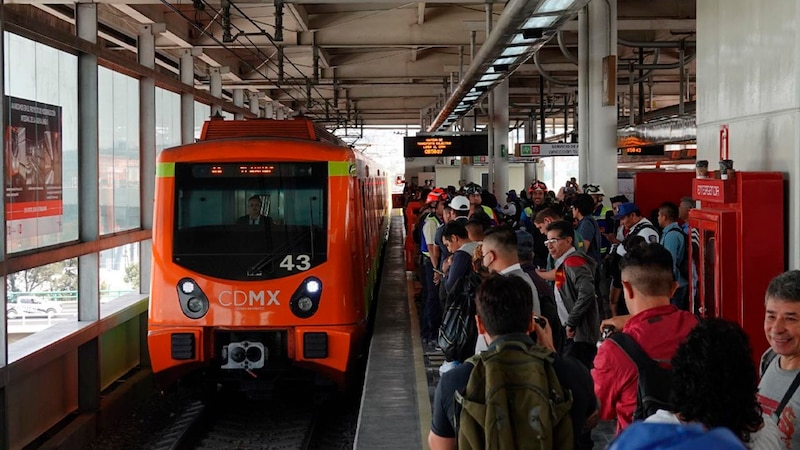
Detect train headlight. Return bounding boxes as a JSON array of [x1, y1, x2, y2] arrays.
[[306, 280, 320, 294], [290, 276, 322, 318], [187, 297, 204, 313], [176, 278, 209, 319], [297, 296, 313, 312], [180, 280, 196, 294]]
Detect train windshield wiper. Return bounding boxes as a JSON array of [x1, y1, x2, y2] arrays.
[[246, 228, 312, 277]]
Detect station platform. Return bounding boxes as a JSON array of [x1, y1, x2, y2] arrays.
[[354, 215, 616, 450]]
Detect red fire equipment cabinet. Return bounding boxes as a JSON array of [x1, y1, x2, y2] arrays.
[[689, 171, 784, 357]]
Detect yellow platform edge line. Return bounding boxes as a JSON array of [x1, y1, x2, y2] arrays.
[[408, 270, 432, 450]]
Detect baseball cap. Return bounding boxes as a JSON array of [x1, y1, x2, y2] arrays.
[[610, 194, 630, 204], [426, 188, 445, 204], [613, 202, 640, 220], [449, 195, 470, 211]]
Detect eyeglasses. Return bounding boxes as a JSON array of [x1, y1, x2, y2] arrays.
[[544, 237, 566, 246]]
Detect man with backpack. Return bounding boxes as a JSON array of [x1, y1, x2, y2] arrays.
[[592, 243, 697, 434], [657, 202, 689, 311], [429, 274, 596, 450], [603, 203, 660, 317]]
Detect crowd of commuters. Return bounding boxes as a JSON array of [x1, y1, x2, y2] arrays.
[[401, 178, 798, 449]]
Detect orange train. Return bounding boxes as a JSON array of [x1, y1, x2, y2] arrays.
[[147, 118, 390, 389]]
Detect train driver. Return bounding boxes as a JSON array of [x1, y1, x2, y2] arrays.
[[237, 195, 273, 226]]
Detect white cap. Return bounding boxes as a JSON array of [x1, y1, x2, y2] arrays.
[[449, 196, 470, 211]]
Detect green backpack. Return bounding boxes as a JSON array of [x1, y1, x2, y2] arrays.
[[455, 341, 574, 450]]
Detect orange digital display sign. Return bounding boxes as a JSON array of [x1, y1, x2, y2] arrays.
[[404, 134, 488, 157], [618, 144, 665, 156]]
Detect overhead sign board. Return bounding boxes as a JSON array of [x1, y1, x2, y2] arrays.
[[617, 144, 665, 156], [515, 143, 579, 157], [403, 134, 488, 157]]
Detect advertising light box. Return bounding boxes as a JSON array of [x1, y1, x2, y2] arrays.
[[403, 134, 488, 157]]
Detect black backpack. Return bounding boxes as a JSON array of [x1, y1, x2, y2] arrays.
[[438, 272, 481, 362], [607, 332, 673, 420], [666, 228, 690, 281]]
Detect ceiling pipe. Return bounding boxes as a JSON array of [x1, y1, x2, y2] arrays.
[[535, 51, 577, 86], [635, 51, 695, 70], [618, 37, 696, 48], [426, 0, 590, 132], [557, 30, 578, 65], [535, 49, 663, 87]]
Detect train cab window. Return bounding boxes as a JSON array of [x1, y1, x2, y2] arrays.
[[171, 162, 328, 281]]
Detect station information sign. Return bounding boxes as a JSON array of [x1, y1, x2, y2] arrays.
[[618, 144, 665, 156], [516, 143, 578, 157], [403, 134, 488, 157]]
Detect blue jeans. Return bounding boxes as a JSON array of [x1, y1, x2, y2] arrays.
[[421, 258, 441, 340]]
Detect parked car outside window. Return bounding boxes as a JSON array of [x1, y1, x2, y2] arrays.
[[6, 295, 62, 318]]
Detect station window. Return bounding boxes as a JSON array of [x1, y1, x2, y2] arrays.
[[4, 32, 79, 253], [98, 67, 141, 235], [156, 87, 181, 153], [99, 243, 139, 304], [194, 101, 210, 140], [6, 258, 78, 349]]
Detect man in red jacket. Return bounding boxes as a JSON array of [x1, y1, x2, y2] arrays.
[[592, 243, 697, 434]]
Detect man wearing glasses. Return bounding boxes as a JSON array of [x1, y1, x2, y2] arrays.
[[545, 220, 600, 370]]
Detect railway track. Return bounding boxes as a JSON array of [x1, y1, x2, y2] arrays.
[[147, 382, 356, 450]]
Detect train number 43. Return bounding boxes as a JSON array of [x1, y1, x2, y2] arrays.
[[279, 254, 311, 271]]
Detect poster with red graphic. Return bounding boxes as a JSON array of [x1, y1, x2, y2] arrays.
[[4, 96, 63, 220]]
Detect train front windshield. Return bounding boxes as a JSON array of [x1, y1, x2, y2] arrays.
[[172, 162, 328, 281]]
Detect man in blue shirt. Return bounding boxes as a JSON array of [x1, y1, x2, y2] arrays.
[[657, 202, 688, 310]]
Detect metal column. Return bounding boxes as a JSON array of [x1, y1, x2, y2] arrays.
[[209, 67, 225, 117], [0, 11, 7, 450], [233, 89, 244, 120], [138, 23, 162, 297], [578, 0, 617, 192], [492, 79, 509, 203], [249, 92, 260, 116], [76, 2, 100, 416], [180, 48, 199, 144]]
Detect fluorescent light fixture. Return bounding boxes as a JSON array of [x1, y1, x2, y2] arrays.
[[475, 80, 494, 87], [511, 33, 537, 45], [480, 73, 502, 82], [494, 57, 517, 66], [537, 0, 575, 14], [501, 46, 529, 58], [523, 16, 557, 29]]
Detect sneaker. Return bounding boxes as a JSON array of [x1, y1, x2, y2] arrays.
[[439, 360, 460, 375]]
